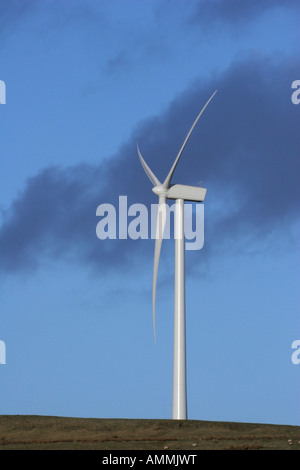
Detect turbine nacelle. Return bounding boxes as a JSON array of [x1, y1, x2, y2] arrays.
[[153, 184, 207, 202]]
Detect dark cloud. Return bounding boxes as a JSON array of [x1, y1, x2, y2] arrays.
[[190, 0, 299, 27], [0, 55, 299, 274], [0, 0, 36, 34], [105, 50, 132, 76], [0, 0, 104, 41]]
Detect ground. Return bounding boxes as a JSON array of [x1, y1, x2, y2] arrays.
[[0, 415, 299, 450]]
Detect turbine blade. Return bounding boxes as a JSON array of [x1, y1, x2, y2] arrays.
[[162, 90, 217, 189], [137, 143, 161, 187], [152, 196, 167, 342]]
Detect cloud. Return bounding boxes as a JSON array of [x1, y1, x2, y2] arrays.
[[190, 0, 299, 27], [104, 50, 132, 76], [0, 0, 36, 34], [0, 0, 105, 42], [0, 54, 299, 275]]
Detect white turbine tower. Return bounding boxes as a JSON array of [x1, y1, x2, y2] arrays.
[[138, 90, 217, 420]]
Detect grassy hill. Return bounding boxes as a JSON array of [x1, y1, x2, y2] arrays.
[[0, 415, 299, 450]]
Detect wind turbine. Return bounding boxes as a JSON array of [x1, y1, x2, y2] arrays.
[[138, 90, 217, 420]]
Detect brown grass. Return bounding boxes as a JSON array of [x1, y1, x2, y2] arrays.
[[0, 415, 299, 450]]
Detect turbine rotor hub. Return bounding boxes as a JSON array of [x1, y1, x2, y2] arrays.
[[152, 185, 168, 197]]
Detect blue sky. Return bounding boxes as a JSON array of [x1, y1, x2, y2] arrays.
[[0, 0, 299, 425]]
